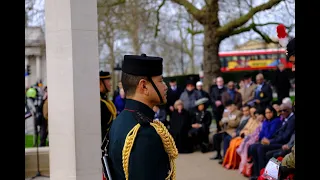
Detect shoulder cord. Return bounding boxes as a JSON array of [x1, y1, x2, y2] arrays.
[[101, 98, 117, 122], [122, 120, 178, 180]]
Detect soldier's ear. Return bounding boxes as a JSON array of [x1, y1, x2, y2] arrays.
[[137, 79, 148, 94]]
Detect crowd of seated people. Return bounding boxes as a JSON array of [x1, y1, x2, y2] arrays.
[[213, 99, 295, 180], [161, 73, 295, 180]]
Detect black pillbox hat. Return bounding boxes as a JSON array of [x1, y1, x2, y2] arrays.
[[122, 54, 163, 76]]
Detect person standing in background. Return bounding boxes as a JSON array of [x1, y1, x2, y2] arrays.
[[210, 76, 226, 132], [273, 63, 291, 102], [166, 78, 183, 119]]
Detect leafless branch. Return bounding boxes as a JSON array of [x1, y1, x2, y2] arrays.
[[154, 0, 167, 38], [170, 0, 204, 22], [217, 0, 284, 37]]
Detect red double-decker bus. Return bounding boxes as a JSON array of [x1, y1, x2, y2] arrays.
[[219, 48, 291, 72]]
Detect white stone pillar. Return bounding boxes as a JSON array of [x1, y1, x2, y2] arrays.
[[25, 56, 30, 87], [36, 56, 41, 81], [45, 0, 101, 179]]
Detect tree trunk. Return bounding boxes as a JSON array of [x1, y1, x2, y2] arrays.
[[202, 24, 221, 92], [107, 40, 116, 93]]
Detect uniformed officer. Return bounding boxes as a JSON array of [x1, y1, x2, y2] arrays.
[[108, 54, 178, 180], [100, 71, 117, 142]]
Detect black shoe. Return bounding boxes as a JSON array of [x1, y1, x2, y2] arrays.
[[200, 143, 209, 153], [218, 159, 223, 164], [210, 154, 222, 160], [249, 176, 258, 180]]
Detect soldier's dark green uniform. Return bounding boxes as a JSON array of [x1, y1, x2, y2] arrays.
[[100, 71, 117, 142], [108, 54, 172, 180]]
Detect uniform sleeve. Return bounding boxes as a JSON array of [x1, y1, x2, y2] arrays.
[[42, 99, 48, 120], [128, 127, 164, 180], [101, 101, 112, 140]]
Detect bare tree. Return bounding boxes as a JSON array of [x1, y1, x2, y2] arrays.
[[167, 0, 294, 90], [25, 0, 45, 28]]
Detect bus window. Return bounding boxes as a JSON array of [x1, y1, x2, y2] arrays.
[[280, 53, 286, 59], [271, 54, 277, 59], [251, 55, 258, 60], [240, 56, 246, 60], [259, 54, 266, 59], [266, 54, 272, 59], [220, 57, 227, 67], [232, 56, 238, 61], [225, 56, 232, 61]]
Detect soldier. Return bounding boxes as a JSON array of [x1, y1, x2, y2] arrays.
[[286, 38, 295, 72], [100, 71, 117, 142], [108, 54, 178, 180]]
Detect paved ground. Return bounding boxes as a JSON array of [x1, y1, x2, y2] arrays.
[[25, 151, 247, 180], [176, 151, 247, 180]]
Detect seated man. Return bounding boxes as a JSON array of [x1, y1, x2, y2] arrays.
[[265, 132, 295, 161], [210, 100, 242, 163], [279, 143, 295, 179], [248, 103, 295, 180]]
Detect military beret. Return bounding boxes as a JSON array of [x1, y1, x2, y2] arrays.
[[99, 71, 111, 79], [286, 38, 295, 60], [122, 54, 163, 76]]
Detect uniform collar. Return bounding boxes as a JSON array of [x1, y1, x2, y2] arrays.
[[125, 99, 155, 120]]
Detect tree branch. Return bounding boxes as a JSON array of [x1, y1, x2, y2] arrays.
[[170, 0, 203, 21], [230, 22, 289, 37], [252, 26, 276, 44], [186, 27, 203, 35], [217, 0, 284, 37], [154, 0, 167, 38]]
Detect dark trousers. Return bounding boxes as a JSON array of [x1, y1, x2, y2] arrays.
[[248, 143, 283, 177], [189, 127, 209, 146], [277, 89, 290, 103], [265, 148, 291, 161], [223, 134, 232, 156], [213, 110, 223, 132], [40, 119, 48, 146], [212, 132, 230, 156]]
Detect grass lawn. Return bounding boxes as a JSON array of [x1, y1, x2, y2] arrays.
[[273, 96, 295, 102], [25, 134, 49, 148]]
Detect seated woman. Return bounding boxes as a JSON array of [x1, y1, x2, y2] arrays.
[[188, 98, 212, 153], [258, 105, 282, 142], [169, 100, 193, 153], [222, 105, 260, 169], [236, 108, 265, 175], [247, 105, 282, 179]]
